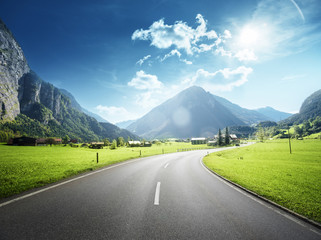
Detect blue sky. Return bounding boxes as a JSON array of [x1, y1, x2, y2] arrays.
[[1, 0, 321, 123]]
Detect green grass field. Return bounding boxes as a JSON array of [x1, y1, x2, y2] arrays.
[[0, 142, 212, 199], [203, 139, 321, 223]]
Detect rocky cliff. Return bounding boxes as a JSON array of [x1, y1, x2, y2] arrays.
[[0, 18, 30, 121], [0, 18, 138, 141]]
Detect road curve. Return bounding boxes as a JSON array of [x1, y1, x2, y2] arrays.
[[0, 147, 320, 239]]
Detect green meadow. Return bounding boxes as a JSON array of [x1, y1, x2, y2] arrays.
[[0, 142, 211, 199], [203, 139, 321, 223]]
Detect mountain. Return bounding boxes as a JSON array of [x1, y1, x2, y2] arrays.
[[255, 107, 292, 122], [116, 120, 136, 129], [59, 89, 108, 123], [283, 89, 321, 124], [0, 18, 137, 142], [212, 95, 270, 124], [0, 18, 30, 121], [127, 86, 245, 139]]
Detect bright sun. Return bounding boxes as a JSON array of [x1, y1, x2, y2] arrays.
[[239, 26, 260, 46]]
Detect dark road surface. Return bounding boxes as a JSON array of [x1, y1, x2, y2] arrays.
[[1, 147, 320, 239]]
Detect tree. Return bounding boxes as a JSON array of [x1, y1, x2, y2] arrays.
[[256, 127, 265, 142], [312, 116, 321, 132], [225, 127, 230, 145], [110, 139, 117, 150], [303, 121, 311, 133], [294, 125, 303, 138], [103, 138, 110, 146], [62, 135, 70, 144], [117, 137, 124, 147], [218, 129, 223, 146], [46, 137, 56, 146]]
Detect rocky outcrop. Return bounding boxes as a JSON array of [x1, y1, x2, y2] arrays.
[[18, 71, 72, 123], [0, 18, 30, 121], [0, 18, 139, 141]]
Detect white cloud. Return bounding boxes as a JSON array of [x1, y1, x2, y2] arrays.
[[223, 30, 232, 39], [180, 59, 193, 65], [136, 55, 151, 66], [281, 74, 306, 81], [160, 49, 181, 62], [160, 49, 192, 64], [214, 47, 232, 57], [95, 105, 139, 124], [234, 49, 257, 61], [132, 14, 218, 55], [189, 66, 253, 91], [134, 91, 162, 109], [128, 70, 163, 90]]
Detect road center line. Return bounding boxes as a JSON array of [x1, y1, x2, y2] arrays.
[[154, 182, 161, 205], [164, 163, 169, 168]]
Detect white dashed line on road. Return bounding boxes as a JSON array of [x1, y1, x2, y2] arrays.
[[154, 182, 161, 205]]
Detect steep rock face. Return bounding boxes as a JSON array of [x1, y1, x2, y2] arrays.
[[18, 71, 71, 123], [0, 18, 30, 121], [0, 18, 139, 141]]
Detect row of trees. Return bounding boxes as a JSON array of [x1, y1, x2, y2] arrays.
[[255, 117, 321, 141], [217, 128, 231, 146]]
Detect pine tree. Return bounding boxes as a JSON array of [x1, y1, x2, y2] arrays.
[[218, 129, 223, 146], [225, 127, 230, 145]]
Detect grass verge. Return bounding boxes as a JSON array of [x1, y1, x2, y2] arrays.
[[203, 139, 321, 223], [0, 142, 212, 199]]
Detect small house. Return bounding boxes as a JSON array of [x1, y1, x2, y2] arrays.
[[36, 138, 47, 146], [128, 141, 141, 147], [143, 141, 152, 147], [191, 137, 207, 145], [90, 142, 104, 149], [207, 140, 217, 146], [214, 134, 239, 143], [54, 138, 62, 144], [12, 137, 37, 146]]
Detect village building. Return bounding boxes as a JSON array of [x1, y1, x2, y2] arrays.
[[54, 138, 62, 144], [143, 141, 152, 147], [11, 137, 37, 146], [207, 140, 217, 146], [214, 134, 238, 142], [128, 141, 141, 147], [191, 137, 207, 145], [36, 138, 47, 146], [90, 142, 104, 149]]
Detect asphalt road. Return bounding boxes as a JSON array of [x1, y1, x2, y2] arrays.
[[1, 147, 320, 239]]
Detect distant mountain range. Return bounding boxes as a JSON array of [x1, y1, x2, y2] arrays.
[[59, 89, 108, 123], [0, 18, 137, 142], [255, 107, 292, 122], [126, 86, 293, 139], [115, 120, 136, 129]]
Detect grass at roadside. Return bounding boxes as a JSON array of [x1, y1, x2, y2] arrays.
[[0, 142, 212, 199], [203, 139, 321, 223]]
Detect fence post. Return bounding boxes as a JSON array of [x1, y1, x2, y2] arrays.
[[96, 152, 99, 164]]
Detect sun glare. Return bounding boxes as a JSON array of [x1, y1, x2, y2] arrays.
[[240, 26, 259, 46]]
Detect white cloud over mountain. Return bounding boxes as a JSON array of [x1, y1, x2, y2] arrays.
[[128, 70, 163, 90], [187, 66, 253, 91], [132, 14, 217, 55]]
